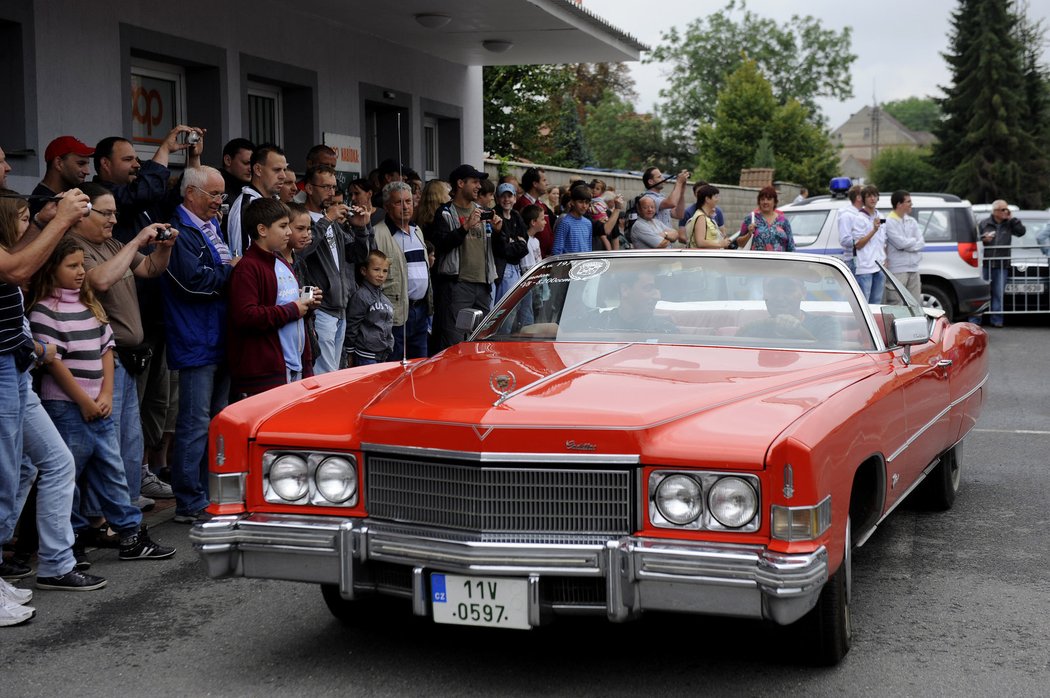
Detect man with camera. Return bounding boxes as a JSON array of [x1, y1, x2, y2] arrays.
[[848, 184, 886, 303], [978, 200, 1026, 327], [300, 165, 367, 373], [426, 164, 499, 350], [93, 125, 203, 245], [163, 166, 238, 524]]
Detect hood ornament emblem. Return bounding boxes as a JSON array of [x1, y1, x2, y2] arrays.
[[489, 370, 517, 399]]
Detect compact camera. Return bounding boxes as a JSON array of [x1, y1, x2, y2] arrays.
[[182, 131, 201, 145], [154, 226, 173, 242], [301, 286, 315, 301], [479, 209, 494, 221], [220, 203, 230, 218]]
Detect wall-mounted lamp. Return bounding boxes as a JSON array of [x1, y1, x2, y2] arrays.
[[383, 90, 397, 100], [482, 40, 513, 54], [414, 13, 451, 29]]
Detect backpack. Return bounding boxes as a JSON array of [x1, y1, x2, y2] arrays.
[[622, 195, 643, 247]]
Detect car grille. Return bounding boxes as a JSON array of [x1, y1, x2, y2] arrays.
[[365, 454, 634, 536]]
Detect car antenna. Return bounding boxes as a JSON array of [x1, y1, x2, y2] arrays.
[[396, 110, 409, 369]]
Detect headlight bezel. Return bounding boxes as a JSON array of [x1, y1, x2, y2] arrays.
[[649, 470, 761, 532], [263, 450, 359, 507]]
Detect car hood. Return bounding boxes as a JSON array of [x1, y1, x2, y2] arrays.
[[255, 342, 878, 469]]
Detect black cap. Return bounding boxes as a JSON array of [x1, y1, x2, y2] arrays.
[[378, 158, 405, 176], [448, 164, 488, 185]]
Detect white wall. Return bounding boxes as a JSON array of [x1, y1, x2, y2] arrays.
[[7, 0, 481, 191]]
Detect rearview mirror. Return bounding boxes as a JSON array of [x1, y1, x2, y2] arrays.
[[893, 315, 930, 346]]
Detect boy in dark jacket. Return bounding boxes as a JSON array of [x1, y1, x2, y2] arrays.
[[227, 198, 320, 397], [346, 249, 394, 366]]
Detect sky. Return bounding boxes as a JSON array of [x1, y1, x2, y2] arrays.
[[584, 0, 1050, 129]]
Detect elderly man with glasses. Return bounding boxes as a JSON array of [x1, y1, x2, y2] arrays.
[[163, 166, 239, 524], [978, 200, 1026, 327]]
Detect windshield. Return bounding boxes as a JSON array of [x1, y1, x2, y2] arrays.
[[474, 254, 877, 351]]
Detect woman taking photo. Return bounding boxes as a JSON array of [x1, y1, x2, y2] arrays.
[[742, 185, 794, 252]]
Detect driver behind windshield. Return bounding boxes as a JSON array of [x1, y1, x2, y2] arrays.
[[739, 276, 840, 343], [591, 270, 677, 333]]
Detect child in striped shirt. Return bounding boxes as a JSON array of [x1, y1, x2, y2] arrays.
[[28, 236, 175, 565]]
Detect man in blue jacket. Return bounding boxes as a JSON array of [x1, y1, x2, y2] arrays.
[[162, 166, 237, 523]]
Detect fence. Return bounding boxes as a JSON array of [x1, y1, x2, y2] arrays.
[[978, 242, 1050, 314]]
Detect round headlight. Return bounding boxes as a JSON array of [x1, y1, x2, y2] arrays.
[[269, 454, 309, 501], [315, 456, 357, 503], [654, 474, 703, 525], [708, 477, 758, 528]]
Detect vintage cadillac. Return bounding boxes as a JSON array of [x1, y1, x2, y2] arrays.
[[191, 251, 987, 664]]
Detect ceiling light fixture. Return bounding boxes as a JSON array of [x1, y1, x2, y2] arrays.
[[482, 40, 513, 54], [414, 13, 451, 29]]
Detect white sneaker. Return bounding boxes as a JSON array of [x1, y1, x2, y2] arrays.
[[134, 495, 156, 511], [140, 468, 174, 499], [0, 577, 33, 605], [0, 599, 35, 627]]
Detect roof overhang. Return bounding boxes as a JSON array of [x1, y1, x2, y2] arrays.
[[315, 0, 647, 66]]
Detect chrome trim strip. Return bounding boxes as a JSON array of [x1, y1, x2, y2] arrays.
[[361, 442, 641, 465], [886, 372, 987, 464]]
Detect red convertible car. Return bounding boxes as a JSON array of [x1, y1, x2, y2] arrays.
[[191, 251, 987, 665]]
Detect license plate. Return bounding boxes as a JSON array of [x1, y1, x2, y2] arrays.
[[1005, 283, 1045, 293], [431, 574, 529, 630]]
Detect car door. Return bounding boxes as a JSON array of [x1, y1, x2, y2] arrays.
[[880, 270, 953, 499]]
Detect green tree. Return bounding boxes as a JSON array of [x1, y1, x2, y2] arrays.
[[483, 65, 571, 161], [868, 147, 943, 192], [549, 93, 593, 168], [881, 97, 941, 132], [1016, 4, 1050, 207], [932, 0, 1045, 207], [648, 0, 855, 156], [696, 60, 839, 193], [582, 91, 667, 171]]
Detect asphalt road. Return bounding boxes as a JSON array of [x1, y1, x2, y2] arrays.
[[3, 322, 1049, 697]]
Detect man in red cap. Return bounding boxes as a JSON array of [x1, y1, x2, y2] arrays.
[[29, 136, 95, 220]]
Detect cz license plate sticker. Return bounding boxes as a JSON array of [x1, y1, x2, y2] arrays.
[[431, 573, 529, 630]]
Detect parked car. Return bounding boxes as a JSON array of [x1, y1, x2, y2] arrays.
[[782, 193, 988, 321], [191, 251, 988, 666]]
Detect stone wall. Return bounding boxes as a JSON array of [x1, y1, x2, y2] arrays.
[[483, 159, 803, 232]]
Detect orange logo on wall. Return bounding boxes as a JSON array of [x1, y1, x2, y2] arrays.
[[132, 85, 164, 136], [340, 147, 360, 165]]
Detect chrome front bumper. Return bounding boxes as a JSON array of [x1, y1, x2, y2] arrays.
[[190, 513, 828, 626]]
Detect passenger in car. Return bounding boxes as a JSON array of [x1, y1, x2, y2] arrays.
[[739, 277, 841, 343]]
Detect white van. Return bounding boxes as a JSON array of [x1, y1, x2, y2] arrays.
[[781, 193, 989, 321]]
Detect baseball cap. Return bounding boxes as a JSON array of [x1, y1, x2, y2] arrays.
[[496, 183, 516, 197], [44, 136, 94, 163], [448, 164, 488, 185]]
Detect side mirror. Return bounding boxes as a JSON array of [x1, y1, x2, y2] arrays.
[[893, 315, 930, 346], [455, 308, 483, 333]]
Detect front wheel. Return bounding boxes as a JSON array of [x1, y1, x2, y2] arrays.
[[803, 517, 852, 666]]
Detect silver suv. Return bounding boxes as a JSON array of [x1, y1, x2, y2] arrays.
[[782, 193, 989, 321]]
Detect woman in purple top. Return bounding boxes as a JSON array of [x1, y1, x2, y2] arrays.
[[742, 185, 795, 252]]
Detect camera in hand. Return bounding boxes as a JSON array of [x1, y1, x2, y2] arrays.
[[301, 286, 315, 301], [879, 218, 886, 224], [479, 209, 494, 221], [154, 227, 173, 242], [182, 131, 201, 145]]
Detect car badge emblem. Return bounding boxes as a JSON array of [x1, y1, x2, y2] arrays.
[[489, 370, 516, 398], [568, 258, 610, 281]]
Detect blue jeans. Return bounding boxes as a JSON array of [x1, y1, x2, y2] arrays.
[[390, 302, 430, 361], [313, 310, 345, 374], [983, 261, 1008, 325], [855, 271, 885, 304], [12, 387, 77, 577], [172, 363, 229, 516], [43, 399, 142, 538], [0, 355, 26, 543], [110, 358, 144, 500]]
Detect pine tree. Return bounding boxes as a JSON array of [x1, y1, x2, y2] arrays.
[[932, 0, 1044, 206]]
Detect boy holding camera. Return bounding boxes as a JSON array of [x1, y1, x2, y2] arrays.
[[227, 198, 321, 397]]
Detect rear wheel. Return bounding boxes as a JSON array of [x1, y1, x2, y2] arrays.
[[804, 517, 852, 666], [921, 283, 954, 322], [918, 442, 962, 511]]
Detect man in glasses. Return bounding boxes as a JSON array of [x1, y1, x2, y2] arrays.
[[225, 143, 288, 258], [300, 165, 367, 373], [977, 200, 1026, 327]]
